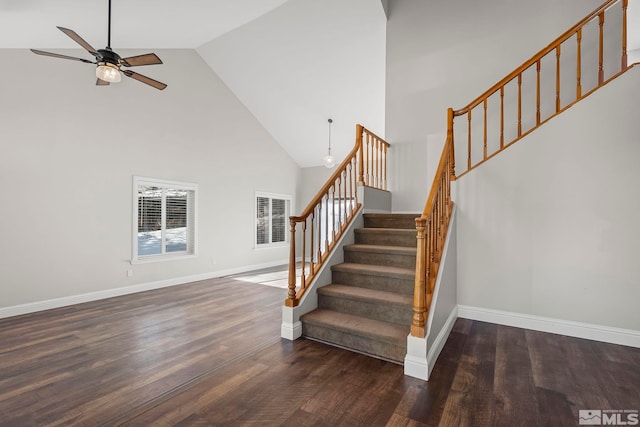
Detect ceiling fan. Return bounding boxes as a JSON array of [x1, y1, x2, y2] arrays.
[[30, 0, 167, 90]]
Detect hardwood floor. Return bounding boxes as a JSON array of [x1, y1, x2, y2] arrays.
[[0, 272, 638, 426]]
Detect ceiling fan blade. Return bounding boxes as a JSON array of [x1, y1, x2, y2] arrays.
[[122, 70, 167, 90], [57, 26, 101, 58], [96, 78, 110, 86], [30, 49, 95, 64], [121, 53, 163, 67]]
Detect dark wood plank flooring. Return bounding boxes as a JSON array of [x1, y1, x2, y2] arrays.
[[0, 273, 638, 426]]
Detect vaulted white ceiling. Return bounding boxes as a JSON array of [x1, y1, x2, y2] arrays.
[[0, 0, 289, 49], [0, 0, 388, 168]]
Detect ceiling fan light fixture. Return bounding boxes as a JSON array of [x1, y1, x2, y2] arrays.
[[96, 62, 121, 83]]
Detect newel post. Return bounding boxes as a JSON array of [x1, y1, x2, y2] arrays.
[[356, 124, 365, 185], [285, 218, 298, 307], [411, 217, 427, 337]]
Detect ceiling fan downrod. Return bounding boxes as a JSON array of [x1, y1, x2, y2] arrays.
[[107, 0, 112, 49]]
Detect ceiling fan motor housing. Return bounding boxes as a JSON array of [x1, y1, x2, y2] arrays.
[[98, 48, 121, 66]]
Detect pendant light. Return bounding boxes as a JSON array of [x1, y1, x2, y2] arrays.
[[323, 118, 336, 168]]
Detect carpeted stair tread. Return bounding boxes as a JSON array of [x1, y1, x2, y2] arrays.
[[363, 213, 420, 229], [355, 227, 416, 235], [301, 309, 407, 344], [318, 284, 412, 308], [344, 244, 416, 255], [331, 262, 415, 278], [354, 228, 416, 247]]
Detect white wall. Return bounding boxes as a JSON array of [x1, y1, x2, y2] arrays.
[[386, 0, 603, 211], [456, 67, 640, 331], [0, 49, 300, 311], [197, 0, 387, 168], [298, 166, 334, 212]]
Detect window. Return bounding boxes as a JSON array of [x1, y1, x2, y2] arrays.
[[256, 193, 291, 247], [133, 176, 197, 262]]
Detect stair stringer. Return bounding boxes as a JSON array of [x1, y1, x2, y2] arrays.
[[404, 204, 458, 380], [281, 185, 392, 340]]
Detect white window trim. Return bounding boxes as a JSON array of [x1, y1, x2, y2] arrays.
[[254, 191, 292, 250], [132, 176, 199, 264]]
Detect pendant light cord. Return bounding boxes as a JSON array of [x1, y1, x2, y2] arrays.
[[327, 118, 333, 153]]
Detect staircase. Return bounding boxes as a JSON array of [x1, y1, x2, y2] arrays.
[[300, 213, 418, 363]]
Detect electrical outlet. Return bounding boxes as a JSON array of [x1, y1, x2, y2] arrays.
[[127, 269, 133, 277]]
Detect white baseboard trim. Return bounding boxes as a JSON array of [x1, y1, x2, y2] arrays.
[[404, 306, 458, 381], [404, 353, 428, 381], [457, 305, 640, 348], [426, 305, 459, 376], [0, 259, 288, 320], [281, 321, 302, 341]]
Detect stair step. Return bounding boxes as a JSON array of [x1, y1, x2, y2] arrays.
[[344, 244, 416, 269], [331, 263, 414, 295], [363, 213, 420, 230], [354, 227, 416, 247], [318, 284, 413, 325], [301, 309, 408, 363]]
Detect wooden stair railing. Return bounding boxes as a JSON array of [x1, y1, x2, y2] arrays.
[[454, 0, 629, 179], [410, 0, 630, 338], [411, 110, 455, 337], [285, 125, 390, 307]]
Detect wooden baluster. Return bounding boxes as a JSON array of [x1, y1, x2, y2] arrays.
[[598, 12, 605, 85], [325, 194, 330, 253], [556, 45, 561, 113], [411, 218, 427, 337], [577, 28, 582, 99], [436, 187, 442, 244], [378, 142, 382, 189], [317, 201, 323, 262], [368, 134, 372, 185], [340, 171, 349, 231], [483, 99, 488, 160], [500, 87, 504, 149], [379, 143, 383, 189], [309, 211, 315, 273], [622, 0, 628, 70], [374, 138, 380, 188], [448, 108, 456, 181], [285, 219, 297, 307], [356, 125, 364, 185], [383, 143, 389, 189], [536, 60, 541, 125], [517, 73, 522, 136], [300, 221, 307, 291], [426, 216, 435, 310], [331, 185, 336, 240], [348, 162, 354, 216], [364, 133, 369, 186], [467, 110, 472, 170], [352, 157, 359, 207]]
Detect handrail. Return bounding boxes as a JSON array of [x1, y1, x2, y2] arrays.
[[410, 109, 455, 337], [453, 0, 629, 178], [285, 124, 390, 307]]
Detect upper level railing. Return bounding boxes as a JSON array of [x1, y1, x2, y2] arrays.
[[454, 0, 629, 179], [410, 0, 630, 338], [285, 125, 390, 307]]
